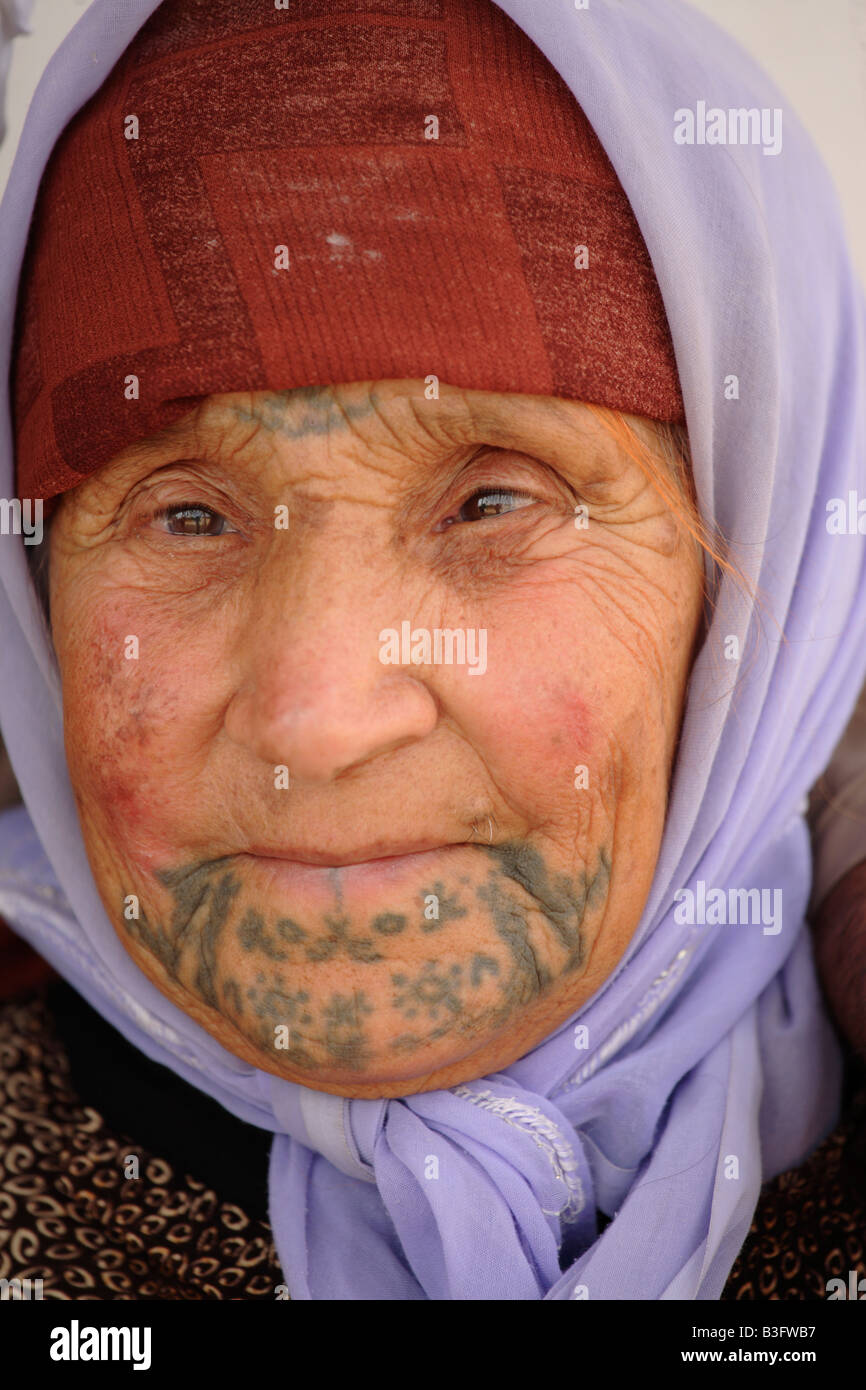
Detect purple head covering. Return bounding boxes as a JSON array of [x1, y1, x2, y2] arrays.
[[1, 0, 865, 1299]]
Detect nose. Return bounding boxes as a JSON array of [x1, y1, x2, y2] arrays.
[[223, 540, 439, 783]]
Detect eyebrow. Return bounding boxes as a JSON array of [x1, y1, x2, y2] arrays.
[[412, 390, 624, 487], [118, 420, 205, 471]]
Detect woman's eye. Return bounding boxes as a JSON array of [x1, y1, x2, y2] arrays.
[[441, 487, 537, 528], [150, 503, 233, 536]]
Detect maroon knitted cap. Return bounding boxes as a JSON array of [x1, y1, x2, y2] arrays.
[[12, 0, 684, 506]]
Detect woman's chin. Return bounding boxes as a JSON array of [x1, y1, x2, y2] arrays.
[[109, 900, 527, 1096]]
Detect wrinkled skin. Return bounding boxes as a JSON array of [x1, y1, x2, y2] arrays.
[[47, 380, 704, 1098]]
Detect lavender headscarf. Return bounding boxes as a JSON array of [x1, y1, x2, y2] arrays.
[[1, 0, 865, 1300]]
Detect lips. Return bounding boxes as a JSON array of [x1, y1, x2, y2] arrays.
[[237, 841, 468, 902], [243, 840, 456, 868]]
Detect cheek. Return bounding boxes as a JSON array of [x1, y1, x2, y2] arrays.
[[449, 591, 671, 828], [58, 596, 211, 866], [448, 610, 597, 818]]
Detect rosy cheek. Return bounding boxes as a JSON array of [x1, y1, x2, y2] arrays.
[[544, 682, 594, 754], [61, 605, 187, 867], [460, 622, 595, 811], [515, 684, 596, 826]]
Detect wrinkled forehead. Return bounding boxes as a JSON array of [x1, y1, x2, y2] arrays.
[[11, 0, 682, 513]]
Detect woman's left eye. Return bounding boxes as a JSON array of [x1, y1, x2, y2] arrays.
[[150, 503, 234, 536], [439, 487, 537, 529]]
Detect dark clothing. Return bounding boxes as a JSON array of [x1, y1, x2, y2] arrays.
[[0, 984, 281, 1300]]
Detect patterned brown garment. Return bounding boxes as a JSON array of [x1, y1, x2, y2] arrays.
[[722, 1067, 866, 1300], [1, 978, 864, 1300], [0, 989, 285, 1301]]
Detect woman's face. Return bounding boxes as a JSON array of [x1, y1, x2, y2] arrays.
[[48, 380, 703, 1098]]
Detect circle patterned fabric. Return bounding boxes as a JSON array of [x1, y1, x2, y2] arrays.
[[0, 991, 285, 1300]]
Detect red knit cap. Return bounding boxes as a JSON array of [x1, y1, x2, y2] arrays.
[[12, 0, 684, 508]]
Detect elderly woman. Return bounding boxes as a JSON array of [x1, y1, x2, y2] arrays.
[[0, 0, 864, 1302]]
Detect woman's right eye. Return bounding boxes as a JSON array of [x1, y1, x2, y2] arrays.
[[149, 503, 234, 536]]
